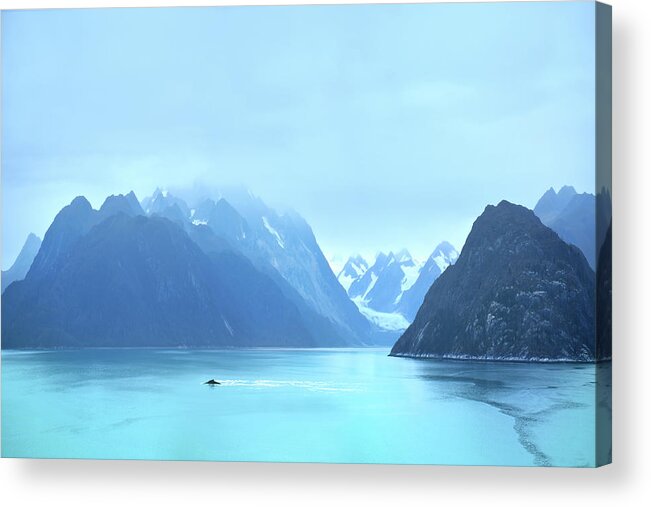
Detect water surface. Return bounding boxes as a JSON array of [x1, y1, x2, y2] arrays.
[[1, 348, 607, 466]]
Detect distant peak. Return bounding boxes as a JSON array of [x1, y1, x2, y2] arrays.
[[214, 198, 246, 222], [69, 196, 92, 210], [26, 232, 41, 243], [348, 254, 368, 268], [100, 195, 117, 207], [215, 197, 236, 211], [432, 241, 456, 256], [200, 198, 216, 207], [99, 193, 145, 216], [395, 248, 412, 262], [558, 185, 577, 198], [150, 187, 171, 201]]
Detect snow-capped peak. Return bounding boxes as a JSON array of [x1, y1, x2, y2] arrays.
[[395, 248, 412, 263], [336, 255, 369, 292], [337, 241, 458, 331]]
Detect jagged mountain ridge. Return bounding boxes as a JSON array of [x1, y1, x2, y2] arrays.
[[27, 193, 144, 281], [336, 255, 368, 293], [335, 242, 458, 329], [534, 186, 596, 269], [138, 187, 376, 345], [347, 251, 421, 310], [2, 206, 319, 348]]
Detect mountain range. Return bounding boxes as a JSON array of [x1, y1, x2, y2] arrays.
[[167, 186, 377, 344], [335, 242, 458, 330], [2, 184, 608, 361], [2, 188, 381, 348], [390, 201, 597, 361]]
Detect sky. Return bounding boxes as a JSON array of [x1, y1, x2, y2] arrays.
[[1, 2, 596, 269]]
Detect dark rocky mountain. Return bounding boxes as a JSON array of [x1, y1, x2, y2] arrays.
[[534, 186, 596, 269], [390, 201, 596, 361], [1, 233, 42, 293], [596, 222, 612, 360], [397, 242, 458, 321], [2, 209, 320, 348]]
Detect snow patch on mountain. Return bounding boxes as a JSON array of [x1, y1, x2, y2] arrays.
[[352, 297, 409, 331], [337, 273, 355, 292], [335, 243, 458, 330], [335, 255, 369, 292], [262, 217, 285, 249], [363, 272, 379, 300], [433, 253, 450, 273], [400, 262, 421, 294]]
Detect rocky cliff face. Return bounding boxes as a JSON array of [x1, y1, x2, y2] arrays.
[[390, 201, 596, 361]]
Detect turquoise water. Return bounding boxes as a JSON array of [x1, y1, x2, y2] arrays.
[[1, 348, 606, 466]]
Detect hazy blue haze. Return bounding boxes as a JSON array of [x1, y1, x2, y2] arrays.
[[2, 348, 606, 466], [2, 3, 595, 267]]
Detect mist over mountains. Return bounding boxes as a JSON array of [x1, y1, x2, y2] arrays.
[[2, 187, 384, 348], [1, 184, 608, 362]]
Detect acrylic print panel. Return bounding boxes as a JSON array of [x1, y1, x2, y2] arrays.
[[0, 1, 612, 467]]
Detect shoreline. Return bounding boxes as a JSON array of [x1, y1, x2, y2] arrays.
[[388, 352, 611, 364]]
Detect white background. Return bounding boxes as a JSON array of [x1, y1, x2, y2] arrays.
[[0, 0, 649, 505]]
